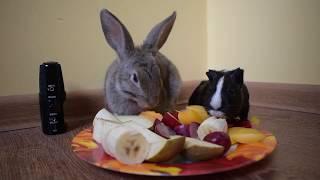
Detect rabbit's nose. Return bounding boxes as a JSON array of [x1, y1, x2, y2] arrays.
[[149, 97, 160, 108], [138, 101, 150, 109]]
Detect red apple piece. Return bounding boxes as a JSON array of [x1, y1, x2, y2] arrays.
[[188, 122, 200, 138], [174, 124, 190, 137], [204, 132, 231, 153], [162, 111, 181, 129], [154, 120, 176, 139]]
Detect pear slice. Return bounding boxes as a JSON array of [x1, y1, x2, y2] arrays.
[[184, 137, 224, 161], [127, 123, 185, 162], [147, 135, 185, 162]]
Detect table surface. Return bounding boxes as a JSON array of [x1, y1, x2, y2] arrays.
[[1, 106, 320, 180]]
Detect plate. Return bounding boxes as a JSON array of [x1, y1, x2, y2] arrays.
[[71, 128, 276, 176]]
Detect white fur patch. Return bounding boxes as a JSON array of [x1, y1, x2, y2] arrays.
[[209, 110, 225, 118], [210, 76, 224, 110]]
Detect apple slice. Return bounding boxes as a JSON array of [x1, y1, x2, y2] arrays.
[[154, 120, 176, 139], [197, 117, 228, 140], [183, 137, 224, 161], [189, 122, 200, 138], [162, 111, 181, 128], [174, 124, 190, 137], [204, 132, 231, 153]]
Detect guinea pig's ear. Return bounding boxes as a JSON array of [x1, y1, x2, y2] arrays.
[[231, 68, 244, 85], [206, 70, 218, 81]]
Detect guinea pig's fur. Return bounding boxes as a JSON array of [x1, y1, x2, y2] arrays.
[[188, 68, 249, 121]]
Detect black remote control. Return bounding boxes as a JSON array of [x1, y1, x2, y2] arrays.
[[39, 62, 66, 135]]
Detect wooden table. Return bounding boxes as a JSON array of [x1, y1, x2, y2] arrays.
[[1, 105, 320, 180]]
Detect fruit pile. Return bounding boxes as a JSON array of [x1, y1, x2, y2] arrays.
[[92, 106, 266, 165]]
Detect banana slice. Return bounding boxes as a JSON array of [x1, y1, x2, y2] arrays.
[[197, 117, 228, 140], [102, 125, 150, 164]]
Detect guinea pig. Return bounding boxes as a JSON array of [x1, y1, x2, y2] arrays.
[[188, 68, 249, 121]]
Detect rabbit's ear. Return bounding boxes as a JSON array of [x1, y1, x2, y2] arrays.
[[100, 9, 134, 60], [143, 11, 176, 51]]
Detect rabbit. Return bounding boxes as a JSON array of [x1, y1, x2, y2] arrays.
[[188, 68, 249, 122], [100, 9, 182, 115]]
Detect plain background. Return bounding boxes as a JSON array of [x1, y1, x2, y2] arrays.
[[0, 0, 319, 96]]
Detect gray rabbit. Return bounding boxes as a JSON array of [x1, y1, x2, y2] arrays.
[[100, 9, 182, 115]]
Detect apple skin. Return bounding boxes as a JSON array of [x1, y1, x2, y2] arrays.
[[204, 132, 231, 153], [154, 120, 176, 139], [162, 111, 181, 129], [189, 122, 200, 138], [174, 124, 190, 137]]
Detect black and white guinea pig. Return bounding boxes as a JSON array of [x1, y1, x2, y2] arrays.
[[188, 68, 249, 121]]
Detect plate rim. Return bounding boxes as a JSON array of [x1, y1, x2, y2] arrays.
[[72, 127, 277, 176]]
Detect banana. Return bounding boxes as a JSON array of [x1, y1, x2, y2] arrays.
[[92, 108, 184, 163], [102, 125, 150, 164], [92, 109, 151, 164], [197, 117, 228, 140], [92, 109, 121, 143], [115, 115, 153, 129]]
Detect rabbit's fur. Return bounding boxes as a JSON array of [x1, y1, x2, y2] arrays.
[[100, 9, 182, 115]]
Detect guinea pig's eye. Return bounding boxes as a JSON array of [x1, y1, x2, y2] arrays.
[[131, 73, 139, 84]]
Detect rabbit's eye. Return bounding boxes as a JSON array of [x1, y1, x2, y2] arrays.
[[131, 73, 139, 84]]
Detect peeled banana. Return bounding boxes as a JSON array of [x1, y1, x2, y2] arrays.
[[92, 109, 120, 143], [93, 109, 156, 164]]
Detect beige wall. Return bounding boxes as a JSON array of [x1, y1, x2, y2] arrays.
[[207, 0, 320, 84], [0, 0, 207, 96], [1, 0, 319, 96]]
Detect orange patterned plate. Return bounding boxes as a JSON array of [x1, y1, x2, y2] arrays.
[[71, 128, 277, 176]]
